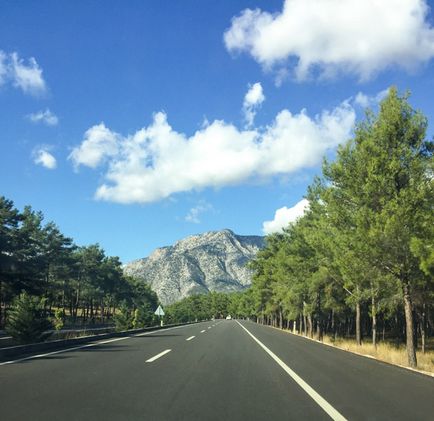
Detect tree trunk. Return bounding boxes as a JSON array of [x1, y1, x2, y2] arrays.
[[420, 303, 426, 354], [331, 310, 337, 340], [371, 294, 377, 348], [356, 301, 362, 345], [316, 293, 322, 341], [307, 314, 313, 338], [402, 281, 417, 367], [316, 318, 323, 341], [100, 301, 104, 323], [74, 282, 81, 321], [279, 308, 283, 329]]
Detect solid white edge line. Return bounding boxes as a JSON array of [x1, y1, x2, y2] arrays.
[[236, 321, 347, 421], [145, 349, 171, 363], [0, 324, 196, 366], [186, 336, 195, 341]]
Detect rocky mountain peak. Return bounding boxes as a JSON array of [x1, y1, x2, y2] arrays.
[[123, 229, 264, 305]]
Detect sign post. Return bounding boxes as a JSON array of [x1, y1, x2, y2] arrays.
[[154, 305, 165, 326]]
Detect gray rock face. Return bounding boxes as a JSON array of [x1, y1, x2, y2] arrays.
[[123, 229, 264, 305]]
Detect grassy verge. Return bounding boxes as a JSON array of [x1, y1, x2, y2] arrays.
[[277, 327, 434, 375], [323, 336, 434, 374]]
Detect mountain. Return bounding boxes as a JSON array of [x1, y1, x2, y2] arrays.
[[123, 229, 265, 305]]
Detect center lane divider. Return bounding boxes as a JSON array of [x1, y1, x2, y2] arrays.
[[186, 336, 195, 341], [236, 321, 347, 421]]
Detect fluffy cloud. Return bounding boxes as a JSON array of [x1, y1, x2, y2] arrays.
[[185, 201, 213, 224], [70, 101, 355, 204], [27, 109, 58, 126], [33, 147, 57, 170], [0, 50, 47, 94], [224, 0, 434, 81], [262, 199, 309, 234], [69, 123, 120, 169], [243, 82, 265, 127]]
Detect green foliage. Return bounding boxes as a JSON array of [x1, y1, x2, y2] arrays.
[[53, 308, 64, 331], [164, 291, 237, 324], [132, 303, 155, 328], [6, 292, 53, 344], [114, 304, 133, 332], [0, 195, 160, 334], [248, 88, 433, 365]]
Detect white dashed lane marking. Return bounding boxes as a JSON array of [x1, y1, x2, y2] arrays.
[[146, 349, 172, 363]]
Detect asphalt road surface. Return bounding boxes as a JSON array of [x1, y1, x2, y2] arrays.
[[0, 320, 433, 420]]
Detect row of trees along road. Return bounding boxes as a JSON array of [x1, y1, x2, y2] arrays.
[[0, 198, 158, 337], [104, 88, 431, 370], [247, 88, 433, 368]]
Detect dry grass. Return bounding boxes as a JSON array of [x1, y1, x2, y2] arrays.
[[320, 335, 434, 374], [276, 326, 434, 374]]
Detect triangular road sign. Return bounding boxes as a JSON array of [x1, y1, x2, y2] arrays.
[[154, 305, 165, 316]]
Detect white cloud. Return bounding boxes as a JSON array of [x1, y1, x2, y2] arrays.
[[33, 147, 57, 170], [224, 0, 434, 81], [243, 82, 265, 127], [70, 101, 355, 204], [10, 52, 46, 94], [0, 50, 47, 94], [262, 199, 309, 234], [27, 109, 58, 126], [69, 123, 120, 169], [185, 201, 213, 224], [354, 89, 389, 108]]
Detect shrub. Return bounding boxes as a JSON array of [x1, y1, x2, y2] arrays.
[[6, 293, 53, 344], [114, 305, 132, 332]]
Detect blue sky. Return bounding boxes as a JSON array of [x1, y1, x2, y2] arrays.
[[1, 0, 434, 263]]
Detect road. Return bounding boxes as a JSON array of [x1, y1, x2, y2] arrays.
[[0, 320, 433, 420]]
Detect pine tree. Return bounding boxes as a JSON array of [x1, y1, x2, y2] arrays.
[[6, 292, 53, 344], [322, 88, 433, 366]]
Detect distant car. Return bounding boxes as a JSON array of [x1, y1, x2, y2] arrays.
[[226, 315, 232, 320]]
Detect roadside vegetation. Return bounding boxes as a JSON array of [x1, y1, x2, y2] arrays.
[[166, 89, 433, 372], [1, 88, 432, 372], [244, 88, 433, 370], [164, 292, 234, 323], [0, 200, 159, 343]]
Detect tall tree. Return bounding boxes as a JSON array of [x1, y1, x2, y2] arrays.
[[323, 88, 432, 366], [0, 197, 21, 326]]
